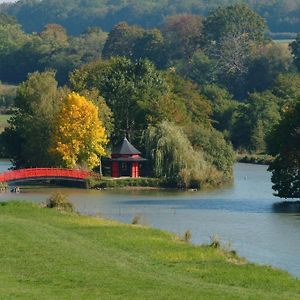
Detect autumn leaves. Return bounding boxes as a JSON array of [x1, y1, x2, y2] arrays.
[[51, 92, 108, 170]]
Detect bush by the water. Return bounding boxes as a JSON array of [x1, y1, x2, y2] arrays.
[[89, 177, 161, 189], [181, 230, 192, 243], [236, 153, 274, 165], [46, 192, 74, 212], [145, 121, 230, 189]]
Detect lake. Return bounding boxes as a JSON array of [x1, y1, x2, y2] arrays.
[[1, 161, 300, 277]]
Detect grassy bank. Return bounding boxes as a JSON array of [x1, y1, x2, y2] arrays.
[[0, 201, 300, 299], [236, 153, 274, 165], [86, 176, 162, 189]]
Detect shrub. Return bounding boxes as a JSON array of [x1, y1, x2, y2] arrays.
[[181, 230, 192, 243], [46, 192, 74, 212], [145, 121, 225, 188], [89, 177, 161, 189], [132, 215, 141, 225], [210, 234, 221, 249]]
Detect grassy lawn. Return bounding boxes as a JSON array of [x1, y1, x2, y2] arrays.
[[0, 201, 300, 299]]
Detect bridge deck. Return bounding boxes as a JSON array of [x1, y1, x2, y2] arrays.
[[0, 168, 92, 183]]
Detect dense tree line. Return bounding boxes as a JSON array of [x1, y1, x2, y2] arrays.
[[0, 15, 107, 85], [0, 3, 299, 195], [0, 0, 299, 35]]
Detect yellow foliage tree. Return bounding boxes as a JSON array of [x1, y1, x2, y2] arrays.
[[50, 92, 108, 170]]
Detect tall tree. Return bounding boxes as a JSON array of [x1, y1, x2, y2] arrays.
[[247, 43, 292, 93], [70, 57, 167, 143], [267, 101, 300, 199], [203, 4, 267, 45], [200, 84, 239, 134], [203, 4, 267, 99], [145, 121, 220, 188], [1, 71, 64, 168], [290, 34, 300, 72], [102, 22, 143, 59], [50, 92, 108, 170], [231, 91, 281, 151], [162, 14, 203, 60], [133, 29, 166, 68]]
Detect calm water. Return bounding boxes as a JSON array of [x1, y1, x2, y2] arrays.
[[1, 161, 300, 277]]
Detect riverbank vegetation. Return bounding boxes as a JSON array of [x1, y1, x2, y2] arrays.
[[236, 153, 274, 166], [0, 201, 300, 299], [86, 177, 162, 189], [0, 3, 299, 194]]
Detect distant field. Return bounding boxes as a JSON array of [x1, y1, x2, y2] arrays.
[[273, 39, 295, 51], [0, 84, 17, 93], [273, 39, 295, 48], [0, 114, 11, 132], [273, 39, 295, 44]]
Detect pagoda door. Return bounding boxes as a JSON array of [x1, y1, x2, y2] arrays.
[[120, 162, 131, 177]]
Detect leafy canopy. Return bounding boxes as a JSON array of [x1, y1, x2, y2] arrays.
[[1, 71, 64, 168], [267, 101, 300, 199], [51, 92, 108, 170]]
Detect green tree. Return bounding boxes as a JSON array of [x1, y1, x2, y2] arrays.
[[162, 14, 203, 60], [203, 4, 267, 45], [144, 121, 221, 188], [2, 0, 300, 35], [231, 91, 281, 151], [200, 84, 239, 135], [165, 73, 212, 126], [184, 124, 235, 178], [267, 101, 300, 198], [203, 4, 267, 99], [70, 27, 107, 62], [0, 13, 17, 26], [247, 43, 292, 93], [132, 29, 167, 68], [0, 21, 28, 66], [102, 22, 144, 59], [290, 34, 300, 72], [70, 57, 167, 143], [177, 50, 218, 86], [272, 73, 300, 103], [1, 71, 65, 168], [0, 19, 28, 83]]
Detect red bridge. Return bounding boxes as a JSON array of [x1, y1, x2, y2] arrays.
[[0, 168, 92, 183]]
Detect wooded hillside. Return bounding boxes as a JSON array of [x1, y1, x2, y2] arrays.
[[0, 0, 299, 35]]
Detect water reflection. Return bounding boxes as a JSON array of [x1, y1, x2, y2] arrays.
[[273, 201, 300, 214], [123, 199, 272, 213]]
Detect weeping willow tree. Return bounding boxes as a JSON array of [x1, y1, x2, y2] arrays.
[[144, 121, 223, 188]]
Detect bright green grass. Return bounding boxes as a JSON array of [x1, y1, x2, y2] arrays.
[[0, 201, 300, 299]]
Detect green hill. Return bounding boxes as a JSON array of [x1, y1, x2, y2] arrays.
[[0, 201, 300, 299]]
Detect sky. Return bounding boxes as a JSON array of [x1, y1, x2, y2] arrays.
[[0, 0, 17, 3]]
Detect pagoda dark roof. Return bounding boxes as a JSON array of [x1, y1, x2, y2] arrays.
[[110, 157, 147, 162], [112, 137, 141, 155]]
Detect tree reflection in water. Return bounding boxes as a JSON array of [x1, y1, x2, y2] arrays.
[[272, 201, 300, 214]]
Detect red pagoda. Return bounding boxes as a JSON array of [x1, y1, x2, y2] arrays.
[[110, 138, 147, 178]]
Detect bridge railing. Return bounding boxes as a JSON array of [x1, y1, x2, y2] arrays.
[[0, 168, 92, 182]]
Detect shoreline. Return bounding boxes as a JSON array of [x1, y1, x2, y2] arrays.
[[1, 200, 300, 299], [236, 153, 274, 165]]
